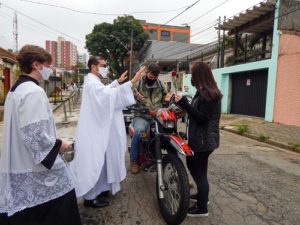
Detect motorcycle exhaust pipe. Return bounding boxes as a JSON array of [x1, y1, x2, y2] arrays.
[[156, 134, 164, 199]]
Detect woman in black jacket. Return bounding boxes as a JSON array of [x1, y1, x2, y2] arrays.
[[175, 62, 222, 217]]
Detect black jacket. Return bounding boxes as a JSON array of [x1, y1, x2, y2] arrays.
[[178, 92, 221, 152]]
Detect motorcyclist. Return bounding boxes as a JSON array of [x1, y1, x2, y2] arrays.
[[130, 63, 173, 174]]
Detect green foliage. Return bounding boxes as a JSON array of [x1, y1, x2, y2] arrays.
[[259, 134, 270, 142], [288, 143, 300, 151], [85, 15, 149, 77], [237, 124, 249, 135]]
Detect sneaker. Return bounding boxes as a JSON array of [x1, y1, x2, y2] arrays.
[[190, 194, 210, 205], [187, 204, 208, 217], [130, 162, 140, 174]]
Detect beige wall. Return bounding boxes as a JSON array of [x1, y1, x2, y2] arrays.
[[274, 32, 300, 126]]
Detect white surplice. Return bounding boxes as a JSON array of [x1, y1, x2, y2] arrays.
[[0, 80, 73, 216], [69, 73, 135, 198]]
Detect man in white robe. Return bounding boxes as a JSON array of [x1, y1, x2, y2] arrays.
[[0, 45, 82, 225], [69, 56, 144, 208]]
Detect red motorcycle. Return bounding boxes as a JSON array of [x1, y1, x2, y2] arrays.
[[128, 101, 194, 225]]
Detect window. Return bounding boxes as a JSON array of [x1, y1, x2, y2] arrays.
[[161, 30, 170, 37], [160, 30, 171, 41]]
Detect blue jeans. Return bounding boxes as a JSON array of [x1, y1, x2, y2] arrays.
[[130, 117, 149, 163]]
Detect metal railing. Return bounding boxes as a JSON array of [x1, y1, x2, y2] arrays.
[[53, 88, 81, 124]]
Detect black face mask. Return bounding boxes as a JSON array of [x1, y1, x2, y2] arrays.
[[191, 78, 195, 86], [146, 76, 157, 86]]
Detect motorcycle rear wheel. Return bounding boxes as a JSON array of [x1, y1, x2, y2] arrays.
[[156, 153, 190, 225]]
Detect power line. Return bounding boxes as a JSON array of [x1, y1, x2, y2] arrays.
[[20, 0, 188, 15], [147, 3, 229, 56], [188, 0, 229, 24], [0, 10, 59, 37], [151, 21, 217, 56], [157, 40, 218, 60], [192, 29, 217, 42], [0, 2, 84, 44], [157, 5, 300, 61], [164, 0, 202, 25]]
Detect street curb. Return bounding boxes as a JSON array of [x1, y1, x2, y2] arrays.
[[221, 127, 300, 153]]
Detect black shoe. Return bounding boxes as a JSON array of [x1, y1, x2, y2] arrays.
[[83, 198, 109, 208], [190, 194, 210, 205], [97, 191, 110, 198], [187, 204, 208, 217]]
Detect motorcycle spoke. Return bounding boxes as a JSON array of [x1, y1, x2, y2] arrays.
[[162, 162, 181, 215]]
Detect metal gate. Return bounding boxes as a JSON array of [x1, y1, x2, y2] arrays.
[[230, 69, 268, 117]]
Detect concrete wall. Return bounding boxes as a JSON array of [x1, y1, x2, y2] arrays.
[[279, 0, 300, 33], [273, 32, 300, 126]]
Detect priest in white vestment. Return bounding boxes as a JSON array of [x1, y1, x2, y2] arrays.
[[69, 56, 145, 208]]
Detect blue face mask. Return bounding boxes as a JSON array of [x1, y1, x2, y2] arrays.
[[39, 66, 53, 80]]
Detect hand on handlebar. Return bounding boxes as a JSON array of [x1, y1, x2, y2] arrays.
[[164, 91, 174, 102], [175, 93, 183, 103]]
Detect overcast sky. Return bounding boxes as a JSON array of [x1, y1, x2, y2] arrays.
[[0, 0, 263, 55]]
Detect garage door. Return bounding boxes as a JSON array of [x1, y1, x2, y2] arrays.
[[230, 69, 268, 117]]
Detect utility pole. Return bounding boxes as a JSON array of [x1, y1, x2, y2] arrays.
[[13, 11, 18, 52], [217, 16, 221, 68], [129, 30, 133, 79], [221, 16, 226, 67]]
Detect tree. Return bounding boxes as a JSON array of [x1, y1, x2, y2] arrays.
[[85, 15, 148, 77]]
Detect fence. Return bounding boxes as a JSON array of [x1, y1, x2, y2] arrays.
[[53, 88, 81, 124]]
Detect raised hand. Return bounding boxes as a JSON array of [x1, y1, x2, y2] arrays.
[[118, 70, 128, 84], [131, 66, 146, 85]]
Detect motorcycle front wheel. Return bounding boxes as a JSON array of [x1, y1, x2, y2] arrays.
[[156, 153, 190, 225]]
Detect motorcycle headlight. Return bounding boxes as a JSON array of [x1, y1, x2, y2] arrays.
[[164, 121, 175, 129]]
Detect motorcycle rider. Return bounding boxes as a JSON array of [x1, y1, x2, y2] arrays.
[[130, 63, 173, 174]]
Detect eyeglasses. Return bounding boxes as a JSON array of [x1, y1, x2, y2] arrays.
[[97, 64, 107, 68]]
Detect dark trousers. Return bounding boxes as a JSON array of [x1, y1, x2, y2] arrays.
[[186, 151, 212, 211]]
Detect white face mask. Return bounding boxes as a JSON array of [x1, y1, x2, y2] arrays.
[[39, 66, 53, 80], [98, 67, 108, 78]]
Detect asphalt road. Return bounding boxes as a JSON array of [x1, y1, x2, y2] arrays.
[[1, 102, 297, 225]]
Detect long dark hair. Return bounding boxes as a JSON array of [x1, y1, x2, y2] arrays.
[[191, 62, 222, 101]]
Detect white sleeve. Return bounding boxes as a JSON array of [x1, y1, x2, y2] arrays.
[[107, 80, 119, 88], [18, 91, 56, 164], [114, 81, 136, 110]]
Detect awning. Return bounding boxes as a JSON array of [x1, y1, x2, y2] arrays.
[[217, 1, 276, 35]]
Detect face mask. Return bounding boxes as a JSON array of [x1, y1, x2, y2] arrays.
[[39, 66, 53, 80], [146, 76, 157, 86], [98, 67, 109, 78], [191, 78, 195, 86]]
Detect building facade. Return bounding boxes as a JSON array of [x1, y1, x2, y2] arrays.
[[0, 48, 18, 104], [46, 36, 78, 70], [183, 0, 300, 127], [139, 20, 191, 43]]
